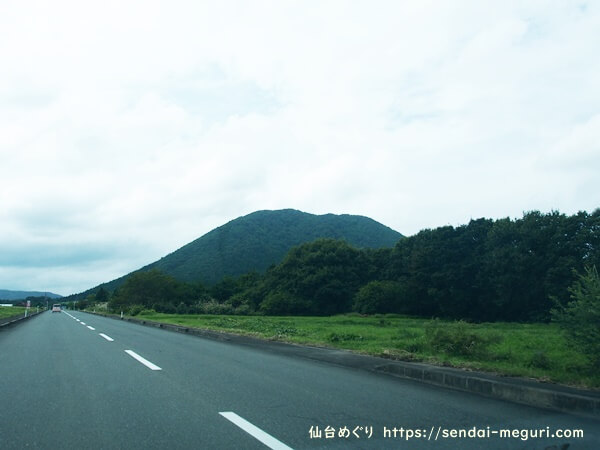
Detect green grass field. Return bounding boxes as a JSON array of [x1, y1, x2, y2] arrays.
[[0, 306, 27, 319], [119, 311, 597, 389]]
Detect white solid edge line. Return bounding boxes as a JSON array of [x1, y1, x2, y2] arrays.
[[87, 326, 96, 330], [99, 333, 114, 342], [124, 350, 162, 371], [219, 412, 293, 450]]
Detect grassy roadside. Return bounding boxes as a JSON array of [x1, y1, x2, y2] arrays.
[[0, 306, 27, 319], [96, 310, 598, 389]]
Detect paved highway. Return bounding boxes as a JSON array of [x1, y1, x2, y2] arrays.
[[0, 311, 598, 449]]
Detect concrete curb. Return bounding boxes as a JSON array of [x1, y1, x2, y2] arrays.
[[0, 310, 44, 328], [84, 311, 600, 420], [374, 363, 600, 420]]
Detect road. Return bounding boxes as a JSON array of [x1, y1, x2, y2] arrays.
[[0, 310, 598, 449]]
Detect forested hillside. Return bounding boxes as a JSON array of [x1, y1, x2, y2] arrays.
[[67, 209, 402, 299], [78, 209, 599, 323], [145, 209, 402, 283]]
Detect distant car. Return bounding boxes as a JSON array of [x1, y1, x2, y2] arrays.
[[52, 304, 61, 313]]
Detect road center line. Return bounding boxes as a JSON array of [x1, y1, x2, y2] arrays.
[[124, 350, 162, 371], [99, 333, 114, 342], [87, 326, 96, 330], [219, 412, 293, 450], [80, 322, 86, 325]]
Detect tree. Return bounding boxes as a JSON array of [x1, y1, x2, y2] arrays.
[[109, 269, 183, 311], [95, 287, 109, 303], [552, 266, 600, 369], [210, 276, 238, 303], [258, 239, 370, 315], [352, 280, 406, 314]]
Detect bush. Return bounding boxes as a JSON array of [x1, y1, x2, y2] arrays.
[[260, 290, 310, 315], [128, 305, 145, 316], [424, 319, 498, 357], [529, 351, 551, 369], [328, 332, 365, 343], [352, 280, 406, 314], [157, 303, 177, 314], [404, 341, 424, 353], [552, 266, 600, 369], [233, 304, 253, 315], [199, 300, 235, 315]]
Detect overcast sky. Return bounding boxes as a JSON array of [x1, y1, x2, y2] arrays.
[[1, 1, 599, 295]]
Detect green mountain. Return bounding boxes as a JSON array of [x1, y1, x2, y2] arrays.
[[76, 209, 403, 297], [144, 209, 403, 284], [0, 289, 62, 301]]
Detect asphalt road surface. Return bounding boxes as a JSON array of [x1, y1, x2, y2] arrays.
[[0, 311, 598, 449]]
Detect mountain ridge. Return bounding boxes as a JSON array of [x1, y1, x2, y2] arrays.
[[144, 209, 403, 283], [0, 289, 62, 301], [69, 209, 403, 298]]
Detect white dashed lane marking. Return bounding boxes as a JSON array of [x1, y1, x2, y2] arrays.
[[125, 350, 162, 371], [219, 412, 293, 450], [99, 333, 114, 342], [63, 312, 162, 374]]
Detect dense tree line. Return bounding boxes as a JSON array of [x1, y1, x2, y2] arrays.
[[379, 210, 599, 321], [82, 210, 599, 323]]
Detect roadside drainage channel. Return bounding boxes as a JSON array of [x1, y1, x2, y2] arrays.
[[86, 311, 600, 420]]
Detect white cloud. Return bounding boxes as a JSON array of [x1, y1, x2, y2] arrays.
[[1, 0, 599, 294]]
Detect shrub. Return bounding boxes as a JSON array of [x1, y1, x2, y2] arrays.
[[552, 266, 600, 369], [352, 280, 406, 314], [200, 300, 235, 315], [424, 319, 498, 357], [529, 351, 551, 369], [260, 290, 310, 315], [233, 304, 253, 315], [128, 305, 145, 316], [327, 332, 365, 342], [404, 341, 425, 353], [157, 303, 177, 314]]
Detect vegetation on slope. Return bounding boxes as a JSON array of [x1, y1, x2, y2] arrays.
[[146, 209, 402, 283], [68, 209, 402, 297]]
